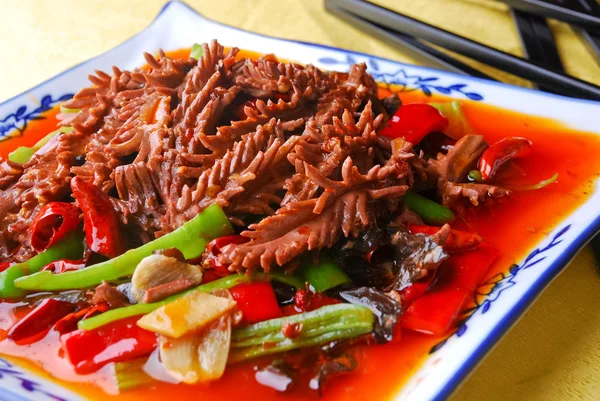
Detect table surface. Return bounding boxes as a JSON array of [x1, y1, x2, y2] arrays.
[[1, 0, 600, 400]]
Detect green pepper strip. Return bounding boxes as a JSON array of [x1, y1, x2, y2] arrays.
[[8, 127, 73, 164], [300, 258, 351, 292], [15, 204, 232, 292], [229, 304, 373, 363], [403, 191, 455, 225], [0, 231, 85, 299], [190, 43, 204, 60]]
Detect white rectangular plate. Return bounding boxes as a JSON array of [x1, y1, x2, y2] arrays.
[[1, 2, 599, 401]]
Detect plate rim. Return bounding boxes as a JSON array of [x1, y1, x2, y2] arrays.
[[1, 2, 600, 401]]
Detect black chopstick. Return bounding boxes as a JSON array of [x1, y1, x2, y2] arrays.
[[512, 10, 563, 71], [575, 28, 600, 66], [324, 1, 497, 81], [498, 0, 600, 32], [512, 9, 565, 93], [332, 0, 600, 100]]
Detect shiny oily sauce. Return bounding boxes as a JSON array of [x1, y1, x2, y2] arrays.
[[1, 49, 599, 401]]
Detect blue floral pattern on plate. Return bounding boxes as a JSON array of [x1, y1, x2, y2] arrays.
[[318, 54, 484, 100], [0, 94, 73, 141]]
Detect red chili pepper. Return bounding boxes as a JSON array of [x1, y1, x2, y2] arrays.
[[30, 202, 81, 252], [41, 259, 86, 274], [294, 289, 340, 312], [0, 262, 11, 272], [402, 243, 499, 335], [70, 177, 125, 258], [408, 224, 483, 253], [230, 282, 283, 324], [478, 137, 532, 180], [204, 235, 249, 277], [60, 316, 157, 374], [8, 299, 77, 343], [55, 303, 110, 334], [379, 104, 448, 144]]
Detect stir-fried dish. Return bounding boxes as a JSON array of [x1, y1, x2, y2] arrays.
[[0, 40, 591, 397]]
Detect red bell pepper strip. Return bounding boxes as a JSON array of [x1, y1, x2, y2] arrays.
[[55, 303, 110, 334], [478, 137, 532, 180], [230, 282, 283, 324], [203, 235, 249, 277], [30, 202, 81, 252], [8, 298, 77, 343], [408, 224, 482, 253], [379, 104, 449, 144], [41, 259, 86, 273], [399, 274, 436, 309], [60, 316, 157, 374], [70, 177, 125, 258], [402, 243, 499, 335]]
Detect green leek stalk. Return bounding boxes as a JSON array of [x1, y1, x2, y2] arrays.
[[403, 191, 455, 225], [0, 231, 85, 299], [15, 204, 232, 292]]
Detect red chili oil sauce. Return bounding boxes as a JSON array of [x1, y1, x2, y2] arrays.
[[1, 49, 599, 401]]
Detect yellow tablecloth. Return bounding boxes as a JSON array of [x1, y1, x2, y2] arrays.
[[1, 1, 600, 400]]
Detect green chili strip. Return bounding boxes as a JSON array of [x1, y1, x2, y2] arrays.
[[229, 304, 373, 363], [0, 231, 85, 299], [268, 269, 304, 289], [403, 191, 455, 225], [15, 204, 232, 292], [8, 127, 73, 164], [190, 43, 204, 60], [300, 258, 351, 292]]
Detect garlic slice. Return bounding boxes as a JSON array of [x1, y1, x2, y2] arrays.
[[131, 254, 203, 303], [159, 314, 232, 384]]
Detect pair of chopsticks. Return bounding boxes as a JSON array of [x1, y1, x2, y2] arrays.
[[325, 0, 600, 265], [506, 0, 600, 68], [324, 0, 600, 100]]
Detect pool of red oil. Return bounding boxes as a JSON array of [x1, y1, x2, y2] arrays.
[[1, 49, 599, 401]]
